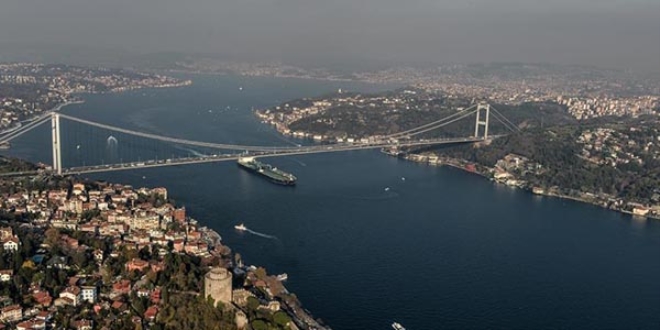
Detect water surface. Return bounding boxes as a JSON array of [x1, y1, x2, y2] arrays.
[[4, 74, 659, 330]]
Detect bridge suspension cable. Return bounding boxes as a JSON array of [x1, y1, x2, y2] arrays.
[[403, 108, 480, 137], [0, 101, 515, 176], [489, 105, 521, 133], [385, 104, 478, 139], [57, 113, 305, 152], [0, 114, 52, 144]]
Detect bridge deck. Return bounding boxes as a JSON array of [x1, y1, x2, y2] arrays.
[[59, 136, 498, 175]]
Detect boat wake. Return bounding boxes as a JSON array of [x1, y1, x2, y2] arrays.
[[245, 229, 278, 240]]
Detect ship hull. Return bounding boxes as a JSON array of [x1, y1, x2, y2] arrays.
[[237, 162, 296, 186]]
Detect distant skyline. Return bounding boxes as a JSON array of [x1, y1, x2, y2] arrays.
[[1, 0, 658, 72]]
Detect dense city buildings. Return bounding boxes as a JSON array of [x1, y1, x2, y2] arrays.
[[0, 60, 659, 328], [0, 176, 326, 329], [178, 59, 659, 121]]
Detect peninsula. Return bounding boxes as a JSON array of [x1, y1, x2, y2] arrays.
[[256, 73, 660, 219], [0, 164, 327, 329]]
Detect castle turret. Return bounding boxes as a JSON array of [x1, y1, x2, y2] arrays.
[[204, 267, 232, 307]]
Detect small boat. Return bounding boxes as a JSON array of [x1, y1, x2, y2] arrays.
[[234, 223, 247, 231], [384, 187, 390, 192], [392, 322, 406, 330]]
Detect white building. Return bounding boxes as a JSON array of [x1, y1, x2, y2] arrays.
[[1, 304, 22, 322], [0, 269, 13, 282], [2, 237, 19, 252], [81, 286, 97, 303], [59, 286, 81, 306]]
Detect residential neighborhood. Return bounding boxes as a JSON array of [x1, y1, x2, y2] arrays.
[[0, 177, 325, 330]]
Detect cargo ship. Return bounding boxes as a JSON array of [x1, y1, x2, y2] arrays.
[[237, 157, 297, 186]]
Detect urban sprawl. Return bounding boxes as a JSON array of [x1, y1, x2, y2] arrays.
[[0, 178, 323, 329], [1, 60, 660, 329]]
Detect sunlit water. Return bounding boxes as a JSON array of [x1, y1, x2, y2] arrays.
[[4, 75, 660, 330]]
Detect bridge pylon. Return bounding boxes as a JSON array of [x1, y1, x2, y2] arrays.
[[474, 103, 490, 139], [51, 113, 62, 175]]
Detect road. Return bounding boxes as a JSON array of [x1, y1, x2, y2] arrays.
[[61, 136, 494, 175], [0, 135, 500, 177]]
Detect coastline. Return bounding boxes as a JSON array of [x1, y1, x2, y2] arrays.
[[47, 99, 86, 114], [0, 172, 331, 328], [0, 100, 84, 136], [192, 218, 329, 328], [166, 68, 396, 85], [399, 153, 660, 221], [252, 100, 660, 221], [0, 74, 653, 328], [1, 80, 192, 132]]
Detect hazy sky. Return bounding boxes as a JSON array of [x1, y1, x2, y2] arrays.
[[1, 0, 659, 71]]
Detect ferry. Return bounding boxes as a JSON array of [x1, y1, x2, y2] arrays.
[[234, 223, 247, 231], [392, 322, 406, 330]]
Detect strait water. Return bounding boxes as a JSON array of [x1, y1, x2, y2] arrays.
[[4, 75, 660, 330]]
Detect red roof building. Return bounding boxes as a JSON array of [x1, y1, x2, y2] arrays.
[[126, 258, 149, 272], [112, 280, 132, 295], [144, 306, 159, 321]]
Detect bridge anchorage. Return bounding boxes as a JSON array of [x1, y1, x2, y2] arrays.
[[0, 102, 519, 176]]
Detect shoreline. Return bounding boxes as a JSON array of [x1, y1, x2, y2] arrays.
[[400, 154, 660, 221], [192, 219, 329, 328], [0, 100, 84, 135], [2, 80, 192, 131], [166, 68, 398, 85], [0, 172, 330, 329], [47, 99, 86, 114], [252, 107, 660, 221]]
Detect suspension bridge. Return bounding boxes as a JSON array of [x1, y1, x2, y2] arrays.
[[0, 102, 519, 176]]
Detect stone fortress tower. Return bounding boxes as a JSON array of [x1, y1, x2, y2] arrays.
[[204, 267, 233, 307]]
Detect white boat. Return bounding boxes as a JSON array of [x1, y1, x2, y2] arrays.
[[384, 187, 390, 191], [392, 322, 406, 330], [234, 223, 247, 231]]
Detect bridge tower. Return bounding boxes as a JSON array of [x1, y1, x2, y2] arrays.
[[474, 103, 490, 139], [51, 112, 62, 175]]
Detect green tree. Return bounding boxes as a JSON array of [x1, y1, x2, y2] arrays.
[[273, 311, 292, 327], [247, 296, 260, 312], [252, 320, 268, 330], [44, 227, 61, 248]]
